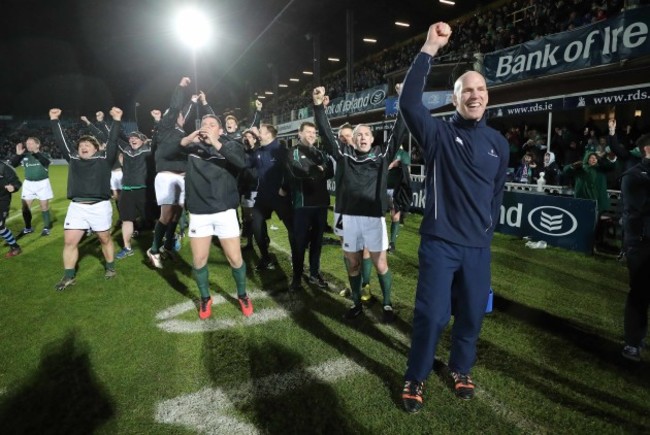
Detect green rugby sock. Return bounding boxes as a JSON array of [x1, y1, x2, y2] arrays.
[[390, 222, 400, 244], [42, 210, 51, 228], [378, 270, 393, 306], [362, 257, 372, 286], [193, 265, 210, 299], [151, 221, 167, 253], [231, 263, 247, 297], [348, 274, 362, 305]]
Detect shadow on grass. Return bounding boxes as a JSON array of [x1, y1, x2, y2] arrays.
[[486, 296, 650, 431], [246, 342, 370, 434], [0, 332, 115, 434]]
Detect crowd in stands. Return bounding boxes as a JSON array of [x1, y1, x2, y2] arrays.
[[270, 0, 631, 119], [1, 0, 647, 190]]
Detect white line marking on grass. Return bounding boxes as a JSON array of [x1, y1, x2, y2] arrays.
[[478, 390, 549, 434], [155, 290, 304, 333], [155, 357, 367, 434], [155, 290, 272, 321]]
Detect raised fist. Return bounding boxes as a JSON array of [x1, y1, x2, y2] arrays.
[[16, 143, 25, 155], [109, 107, 123, 121], [150, 109, 162, 121], [422, 22, 452, 56], [255, 99, 263, 111], [80, 115, 90, 125], [49, 108, 62, 120], [608, 118, 616, 131], [180, 77, 191, 87], [96, 111, 104, 122], [312, 87, 326, 105]]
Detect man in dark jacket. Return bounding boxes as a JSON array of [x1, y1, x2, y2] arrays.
[[620, 133, 650, 362], [0, 160, 22, 257], [399, 22, 509, 412], [285, 121, 334, 290], [249, 124, 295, 271]]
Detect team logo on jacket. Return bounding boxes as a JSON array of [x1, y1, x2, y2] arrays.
[[455, 137, 464, 146], [527, 206, 577, 236], [488, 148, 498, 158]]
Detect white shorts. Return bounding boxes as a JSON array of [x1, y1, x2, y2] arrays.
[[110, 170, 123, 191], [241, 191, 257, 208], [155, 172, 185, 206], [21, 179, 54, 201], [64, 201, 112, 232], [189, 209, 240, 239], [341, 214, 388, 253], [333, 211, 343, 237]]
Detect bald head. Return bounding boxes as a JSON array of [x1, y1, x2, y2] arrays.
[[452, 71, 488, 121]]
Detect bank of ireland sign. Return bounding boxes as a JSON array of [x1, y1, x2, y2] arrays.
[[497, 191, 597, 253]]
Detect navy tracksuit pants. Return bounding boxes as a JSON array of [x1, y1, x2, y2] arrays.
[[405, 235, 491, 380]]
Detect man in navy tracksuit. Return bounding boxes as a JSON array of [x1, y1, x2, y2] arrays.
[[249, 124, 295, 271], [399, 22, 509, 412]]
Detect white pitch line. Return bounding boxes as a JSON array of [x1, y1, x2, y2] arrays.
[[155, 290, 272, 321], [478, 389, 549, 434], [155, 357, 367, 435], [157, 306, 302, 334]]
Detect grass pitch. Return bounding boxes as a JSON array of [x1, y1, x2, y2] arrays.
[[0, 165, 647, 434]]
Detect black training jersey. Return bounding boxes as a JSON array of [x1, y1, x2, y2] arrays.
[[314, 104, 406, 217], [119, 142, 153, 188], [184, 138, 247, 214], [286, 144, 333, 208], [51, 119, 119, 201]]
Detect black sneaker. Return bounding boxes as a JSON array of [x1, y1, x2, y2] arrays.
[[308, 272, 328, 289], [255, 258, 276, 271], [621, 344, 641, 362], [402, 381, 424, 413], [382, 305, 395, 323], [16, 228, 33, 240], [450, 371, 475, 400], [388, 242, 395, 253], [344, 303, 363, 320]]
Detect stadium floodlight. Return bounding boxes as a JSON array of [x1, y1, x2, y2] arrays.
[[362, 38, 377, 43], [278, 84, 288, 88], [174, 8, 212, 49], [439, 0, 455, 5], [289, 78, 300, 82], [174, 7, 211, 128], [395, 21, 410, 27]]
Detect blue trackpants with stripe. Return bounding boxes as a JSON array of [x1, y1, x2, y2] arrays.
[[404, 235, 491, 380]]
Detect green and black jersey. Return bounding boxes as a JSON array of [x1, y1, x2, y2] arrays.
[[10, 152, 51, 181], [119, 142, 153, 189], [51, 119, 120, 201], [184, 138, 247, 215], [387, 148, 411, 189], [286, 144, 333, 208], [314, 104, 407, 217]]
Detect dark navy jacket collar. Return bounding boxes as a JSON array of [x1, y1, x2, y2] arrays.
[[451, 112, 487, 129]]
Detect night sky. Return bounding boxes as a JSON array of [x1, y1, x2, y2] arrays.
[[1, 0, 479, 120]]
